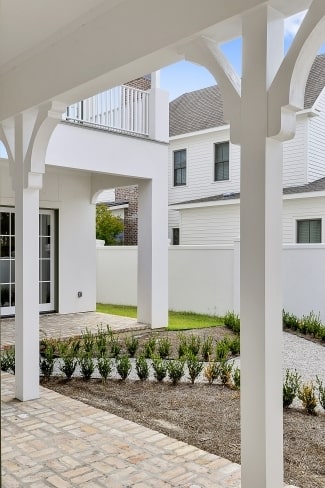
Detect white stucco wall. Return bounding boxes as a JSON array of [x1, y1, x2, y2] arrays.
[[96, 244, 325, 321], [0, 160, 96, 315]]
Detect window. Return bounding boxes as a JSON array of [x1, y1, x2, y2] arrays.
[[297, 219, 321, 243], [173, 149, 186, 186], [172, 228, 180, 245], [214, 142, 229, 181]]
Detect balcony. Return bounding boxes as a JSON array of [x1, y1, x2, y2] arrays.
[[64, 85, 150, 137]]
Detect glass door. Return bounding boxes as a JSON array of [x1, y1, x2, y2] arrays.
[[0, 210, 15, 315], [0, 207, 55, 316]]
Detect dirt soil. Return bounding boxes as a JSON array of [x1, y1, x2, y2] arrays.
[[43, 327, 325, 488]]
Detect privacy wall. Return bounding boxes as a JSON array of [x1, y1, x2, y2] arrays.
[[96, 243, 325, 321]]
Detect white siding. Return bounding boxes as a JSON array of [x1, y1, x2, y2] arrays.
[[169, 128, 240, 206], [180, 203, 240, 245], [282, 116, 308, 187], [282, 196, 325, 243], [177, 195, 325, 245], [308, 88, 325, 182], [168, 209, 180, 242]]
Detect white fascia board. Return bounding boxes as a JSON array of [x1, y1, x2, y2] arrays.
[[169, 124, 230, 141], [170, 198, 239, 210], [283, 190, 325, 200], [171, 190, 325, 210]]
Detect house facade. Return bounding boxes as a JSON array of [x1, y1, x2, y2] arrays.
[[2, 3, 325, 487], [0, 76, 169, 318], [169, 54, 325, 245]]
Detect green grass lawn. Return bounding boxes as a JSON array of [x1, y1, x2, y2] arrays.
[[96, 303, 224, 330]]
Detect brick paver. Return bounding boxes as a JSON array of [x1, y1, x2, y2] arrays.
[[0, 312, 149, 349], [1, 312, 298, 487], [1, 373, 299, 487]]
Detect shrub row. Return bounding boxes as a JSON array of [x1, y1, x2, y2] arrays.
[[282, 310, 325, 342], [39, 326, 240, 363], [283, 369, 325, 415]]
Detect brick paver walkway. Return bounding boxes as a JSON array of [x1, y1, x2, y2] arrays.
[[1, 312, 149, 349], [1, 313, 298, 487], [2, 373, 243, 488]]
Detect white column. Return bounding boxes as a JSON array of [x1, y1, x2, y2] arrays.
[[240, 6, 284, 488], [137, 176, 168, 328], [14, 116, 42, 401], [148, 81, 169, 142]]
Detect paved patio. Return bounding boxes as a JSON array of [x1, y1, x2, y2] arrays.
[[0, 312, 150, 350], [1, 313, 298, 487]]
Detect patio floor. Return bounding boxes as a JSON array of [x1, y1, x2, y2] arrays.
[[1, 312, 298, 487]]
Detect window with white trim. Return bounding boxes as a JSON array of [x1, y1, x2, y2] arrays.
[[296, 219, 321, 243], [214, 142, 229, 181], [173, 149, 186, 186]]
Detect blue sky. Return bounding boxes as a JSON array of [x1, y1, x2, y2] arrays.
[[160, 11, 325, 101]]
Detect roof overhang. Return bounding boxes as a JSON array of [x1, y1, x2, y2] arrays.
[[0, 0, 314, 121]]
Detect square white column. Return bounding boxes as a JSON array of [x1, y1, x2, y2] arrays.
[[240, 6, 284, 488], [137, 177, 168, 328]]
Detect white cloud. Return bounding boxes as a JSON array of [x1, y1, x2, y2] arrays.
[[284, 10, 307, 38]]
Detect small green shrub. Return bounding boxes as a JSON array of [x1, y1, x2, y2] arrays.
[[186, 353, 204, 384], [82, 328, 95, 355], [110, 336, 122, 358], [187, 334, 201, 357], [79, 355, 95, 381], [116, 355, 132, 380], [203, 357, 219, 385], [283, 369, 301, 408], [177, 332, 188, 359], [97, 356, 112, 382], [229, 336, 240, 356], [135, 355, 149, 381], [40, 342, 55, 381], [168, 359, 185, 385], [301, 312, 322, 337], [157, 337, 172, 359], [95, 324, 111, 357], [58, 342, 77, 379], [143, 337, 156, 359], [224, 311, 240, 335], [1, 348, 15, 374], [215, 339, 230, 361], [282, 310, 300, 331], [316, 376, 325, 410], [201, 336, 214, 361], [125, 335, 139, 357], [151, 357, 168, 382], [232, 366, 240, 390], [298, 382, 317, 415], [59, 356, 77, 380], [219, 360, 233, 387]]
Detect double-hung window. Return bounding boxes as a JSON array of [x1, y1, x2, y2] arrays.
[[173, 149, 186, 186], [214, 142, 229, 181], [297, 219, 321, 243]]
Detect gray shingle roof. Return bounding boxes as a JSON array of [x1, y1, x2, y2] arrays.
[[170, 54, 325, 137], [304, 53, 325, 109], [170, 177, 325, 207]]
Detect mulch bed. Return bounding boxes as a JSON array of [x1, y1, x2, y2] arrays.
[[43, 327, 325, 488]]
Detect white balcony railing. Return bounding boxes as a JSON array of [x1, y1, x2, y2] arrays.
[[64, 85, 150, 137]]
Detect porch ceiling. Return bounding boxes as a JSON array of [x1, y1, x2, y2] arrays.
[[0, 0, 313, 121]]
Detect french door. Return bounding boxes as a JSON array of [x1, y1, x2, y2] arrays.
[[0, 207, 56, 316]]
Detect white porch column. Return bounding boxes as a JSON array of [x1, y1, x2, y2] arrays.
[[137, 176, 168, 328], [240, 7, 284, 488], [14, 140, 41, 401], [1, 103, 64, 401]]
